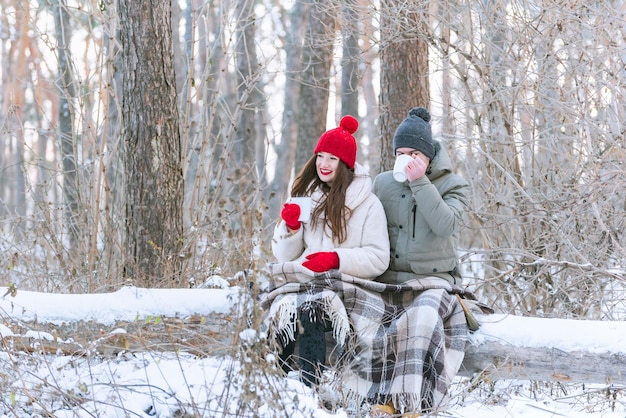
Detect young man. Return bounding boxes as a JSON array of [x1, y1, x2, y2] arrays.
[[369, 107, 471, 417]]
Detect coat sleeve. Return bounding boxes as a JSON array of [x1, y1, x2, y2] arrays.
[[334, 198, 390, 279], [409, 175, 470, 237], [271, 221, 305, 262]]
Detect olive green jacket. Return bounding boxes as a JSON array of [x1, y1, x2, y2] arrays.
[[373, 141, 470, 284]]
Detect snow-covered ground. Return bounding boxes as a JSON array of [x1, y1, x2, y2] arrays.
[[1, 282, 625, 417]]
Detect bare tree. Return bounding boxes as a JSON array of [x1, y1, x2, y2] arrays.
[[234, 0, 267, 196], [267, 0, 308, 220], [119, 0, 184, 287], [430, 0, 626, 317], [53, 0, 80, 252], [0, 1, 31, 234], [341, 0, 360, 120], [294, 0, 337, 173], [359, 0, 380, 173], [378, 0, 430, 173]]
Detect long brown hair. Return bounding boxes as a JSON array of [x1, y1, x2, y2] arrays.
[[290, 154, 355, 243]]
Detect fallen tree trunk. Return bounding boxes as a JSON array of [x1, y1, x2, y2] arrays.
[[0, 314, 236, 358], [3, 286, 626, 385], [460, 313, 626, 384], [5, 313, 626, 385], [462, 341, 626, 384]]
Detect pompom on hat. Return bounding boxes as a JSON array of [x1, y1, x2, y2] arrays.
[[314, 115, 359, 169], [392, 107, 436, 160]]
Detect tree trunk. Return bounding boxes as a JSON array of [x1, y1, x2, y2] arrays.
[[233, 0, 256, 168], [53, 0, 80, 253], [359, 0, 379, 173], [119, 0, 184, 287], [341, 0, 360, 120], [97, 2, 124, 283], [268, 0, 308, 219], [462, 314, 626, 384], [234, 0, 264, 186], [295, 0, 337, 173], [378, 0, 430, 173], [3, 3, 31, 238]]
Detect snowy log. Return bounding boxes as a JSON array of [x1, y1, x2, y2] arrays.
[[4, 287, 626, 385], [460, 314, 626, 384]]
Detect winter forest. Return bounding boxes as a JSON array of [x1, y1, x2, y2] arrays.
[[1, 0, 626, 416]]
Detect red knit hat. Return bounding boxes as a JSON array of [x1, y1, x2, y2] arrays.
[[313, 115, 358, 169]]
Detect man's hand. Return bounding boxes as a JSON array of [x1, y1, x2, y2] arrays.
[[405, 157, 428, 182]]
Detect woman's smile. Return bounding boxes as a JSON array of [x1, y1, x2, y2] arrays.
[[316, 152, 339, 184]]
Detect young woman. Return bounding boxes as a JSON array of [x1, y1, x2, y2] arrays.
[[267, 115, 390, 387]]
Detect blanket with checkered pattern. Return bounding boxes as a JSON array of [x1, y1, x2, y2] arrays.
[[262, 262, 472, 413]]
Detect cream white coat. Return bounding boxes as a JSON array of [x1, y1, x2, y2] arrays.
[[272, 163, 390, 279]]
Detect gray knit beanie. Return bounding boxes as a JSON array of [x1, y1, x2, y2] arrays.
[[392, 107, 436, 160]]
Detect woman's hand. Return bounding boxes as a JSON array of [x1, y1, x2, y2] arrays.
[[281, 203, 301, 231], [302, 252, 339, 272]]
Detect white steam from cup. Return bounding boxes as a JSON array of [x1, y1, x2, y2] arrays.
[[393, 154, 413, 182]]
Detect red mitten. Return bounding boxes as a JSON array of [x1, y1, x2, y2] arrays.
[[281, 203, 301, 230], [302, 252, 340, 272]]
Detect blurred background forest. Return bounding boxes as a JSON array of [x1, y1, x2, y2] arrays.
[[0, 0, 624, 319]]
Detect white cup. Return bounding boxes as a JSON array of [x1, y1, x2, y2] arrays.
[[393, 154, 413, 182], [288, 197, 312, 223]]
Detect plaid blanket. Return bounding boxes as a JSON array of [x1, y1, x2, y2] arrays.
[[261, 262, 472, 413]]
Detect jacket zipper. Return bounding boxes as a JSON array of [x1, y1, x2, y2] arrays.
[[412, 204, 417, 238]]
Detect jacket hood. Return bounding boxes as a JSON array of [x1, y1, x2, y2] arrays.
[[346, 163, 374, 210], [427, 141, 453, 181]]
